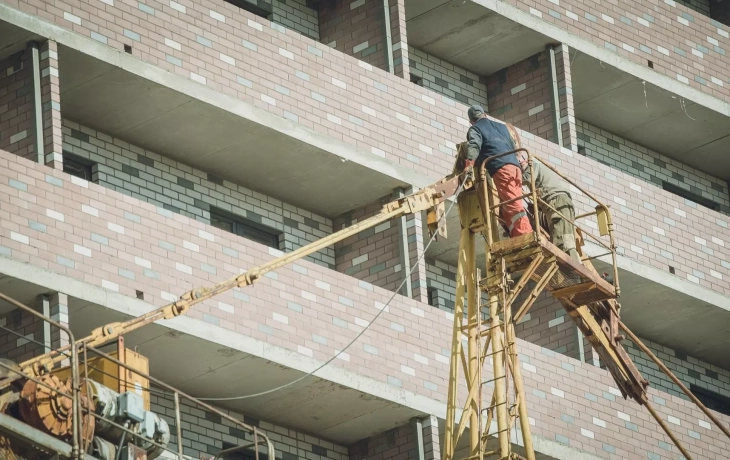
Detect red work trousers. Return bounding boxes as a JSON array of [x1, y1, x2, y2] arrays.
[[492, 164, 532, 237]]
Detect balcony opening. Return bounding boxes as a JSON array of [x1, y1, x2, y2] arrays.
[[62, 151, 95, 182], [710, 0, 730, 27], [210, 207, 281, 249], [224, 0, 273, 20], [647, 60, 654, 69], [691, 384, 730, 416], [662, 181, 721, 211], [124, 44, 132, 54]]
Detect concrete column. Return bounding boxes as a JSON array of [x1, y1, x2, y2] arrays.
[[388, 0, 410, 79], [551, 44, 578, 152], [421, 415, 440, 460], [397, 187, 428, 303], [39, 40, 63, 169], [39, 293, 70, 365]]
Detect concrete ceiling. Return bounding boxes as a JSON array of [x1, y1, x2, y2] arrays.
[[572, 52, 730, 179], [57, 46, 406, 218], [0, 20, 39, 60], [405, 0, 550, 76]]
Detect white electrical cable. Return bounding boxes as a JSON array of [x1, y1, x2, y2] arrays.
[[198, 175, 468, 401]]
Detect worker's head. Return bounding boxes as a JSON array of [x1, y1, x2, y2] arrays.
[[467, 105, 487, 125]]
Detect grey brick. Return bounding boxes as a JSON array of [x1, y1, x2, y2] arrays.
[[197, 36, 212, 47], [29, 221, 47, 233], [387, 376, 402, 387], [9, 179, 27, 191], [555, 434, 570, 445], [560, 414, 574, 424], [57, 256, 75, 268], [203, 314, 220, 325], [124, 29, 141, 41], [119, 268, 135, 280], [602, 444, 616, 454]]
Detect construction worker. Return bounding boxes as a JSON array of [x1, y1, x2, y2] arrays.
[[464, 105, 533, 237], [516, 152, 581, 264]]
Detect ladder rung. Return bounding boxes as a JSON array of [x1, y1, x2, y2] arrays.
[[481, 400, 508, 410], [481, 375, 506, 385]]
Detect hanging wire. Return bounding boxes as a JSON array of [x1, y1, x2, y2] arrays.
[[198, 174, 469, 401]]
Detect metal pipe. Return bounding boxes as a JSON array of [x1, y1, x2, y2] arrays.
[[547, 45, 564, 147], [396, 188, 413, 297], [0, 292, 80, 459], [174, 393, 184, 460], [443, 228, 469, 460], [644, 402, 693, 460], [382, 0, 394, 73], [620, 322, 730, 440], [29, 42, 45, 165], [412, 417, 425, 460], [466, 231, 479, 456]]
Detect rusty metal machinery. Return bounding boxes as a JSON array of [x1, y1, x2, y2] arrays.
[[18, 375, 95, 444]]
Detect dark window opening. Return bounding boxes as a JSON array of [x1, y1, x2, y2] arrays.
[[662, 181, 720, 211], [124, 44, 133, 54], [224, 0, 273, 19], [691, 385, 730, 416], [410, 74, 423, 86], [427, 287, 438, 307], [219, 442, 269, 460], [210, 207, 280, 249], [648, 60, 654, 69], [669, 266, 676, 275], [62, 152, 94, 181], [577, 146, 586, 156]]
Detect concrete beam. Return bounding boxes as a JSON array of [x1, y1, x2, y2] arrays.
[[0, 3, 434, 191], [473, 0, 730, 118]]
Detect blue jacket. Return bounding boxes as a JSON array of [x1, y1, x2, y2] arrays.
[[466, 118, 520, 176]]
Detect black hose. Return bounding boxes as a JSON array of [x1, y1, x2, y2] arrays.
[[115, 422, 130, 460]]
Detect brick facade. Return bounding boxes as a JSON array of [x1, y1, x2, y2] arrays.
[[39, 40, 62, 170], [408, 47, 488, 107], [503, 0, 730, 101], [318, 0, 389, 71], [0, 307, 44, 363], [334, 192, 404, 293], [348, 424, 415, 460], [0, 49, 34, 161], [150, 393, 348, 460], [0, 148, 728, 458], [486, 52, 555, 142], [577, 119, 730, 214], [62, 119, 336, 269], [272, 0, 320, 40]]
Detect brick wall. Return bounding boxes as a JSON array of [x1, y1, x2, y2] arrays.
[[1, 150, 729, 458], [272, 0, 320, 40], [425, 259, 457, 312], [710, 0, 730, 26], [334, 193, 404, 293], [0, 49, 34, 161], [624, 337, 730, 401], [0, 308, 44, 363], [506, 0, 730, 101], [62, 120, 336, 269], [318, 0, 388, 71], [678, 0, 712, 16], [151, 393, 348, 460], [408, 47, 488, 107], [348, 424, 415, 460], [486, 52, 555, 142], [577, 119, 730, 214]]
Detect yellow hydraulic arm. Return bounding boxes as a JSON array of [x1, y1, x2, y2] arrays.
[[20, 174, 464, 377]]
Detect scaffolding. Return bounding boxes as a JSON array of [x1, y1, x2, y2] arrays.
[[441, 147, 730, 460]]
